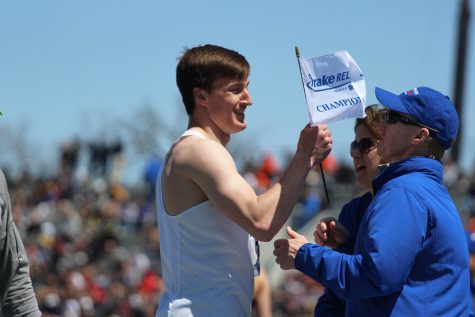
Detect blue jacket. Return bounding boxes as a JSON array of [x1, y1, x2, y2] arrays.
[[314, 192, 372, 317], [296, 157, 471, 317]]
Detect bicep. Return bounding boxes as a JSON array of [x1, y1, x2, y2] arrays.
[[188, 141, 259, 228]]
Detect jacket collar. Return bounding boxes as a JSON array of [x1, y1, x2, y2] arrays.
[[372, 156, 443, 195]]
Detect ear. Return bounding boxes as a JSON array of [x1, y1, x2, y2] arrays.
[[193, 88, 208, 107], [412, 128, 431, 145]]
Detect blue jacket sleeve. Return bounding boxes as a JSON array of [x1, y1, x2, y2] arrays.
[[313, 194, 370, 316], [295, 187, 427, 300]]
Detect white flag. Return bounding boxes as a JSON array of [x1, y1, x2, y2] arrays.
[[299, 50, 366, 125]]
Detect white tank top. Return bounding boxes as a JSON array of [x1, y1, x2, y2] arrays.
[[156, 130, 254, 317]]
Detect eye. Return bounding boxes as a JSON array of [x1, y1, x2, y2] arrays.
[[229, 84, 244, 94]]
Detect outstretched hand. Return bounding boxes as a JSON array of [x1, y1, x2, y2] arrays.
[[313, 217, 349, 249], [273, 226, 308, 270]]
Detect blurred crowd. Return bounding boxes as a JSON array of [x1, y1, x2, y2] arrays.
[[3, 139, 475, 316], [4, 139, 162, 317]]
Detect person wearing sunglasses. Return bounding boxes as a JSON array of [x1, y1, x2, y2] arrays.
[[309, 115, 383, 316], [275, 114, 383, 316], [274, 87, 471, 316]]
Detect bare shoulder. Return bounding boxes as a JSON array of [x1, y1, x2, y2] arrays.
[[162, 136, 237, 214], [170, 136, 236, 175]]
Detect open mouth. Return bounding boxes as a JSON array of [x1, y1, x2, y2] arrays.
[[234, 110, 245, 120], [355, 165, 366, 172]]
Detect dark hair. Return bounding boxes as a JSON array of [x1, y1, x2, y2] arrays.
[[176, 44, 250, 115]]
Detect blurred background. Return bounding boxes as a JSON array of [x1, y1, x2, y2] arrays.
[[0, 0, 474, 316]]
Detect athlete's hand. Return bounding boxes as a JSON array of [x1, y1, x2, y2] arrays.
[[297, 124, 332, 168]]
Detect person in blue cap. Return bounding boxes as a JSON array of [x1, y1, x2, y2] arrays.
[[274, 86, 471, 316]]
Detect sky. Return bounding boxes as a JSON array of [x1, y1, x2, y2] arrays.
[[0, 0, 474, 183]]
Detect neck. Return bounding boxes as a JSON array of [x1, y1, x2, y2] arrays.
[[363, 184, 374, 196], [386, 142, 433, 164]]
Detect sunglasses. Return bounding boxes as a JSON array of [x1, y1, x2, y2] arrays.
[[383, 111, 439, 133], [365, 105, 439, 133], [350, 138, 379, 154]]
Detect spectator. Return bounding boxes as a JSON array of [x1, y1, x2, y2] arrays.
[[0, 168, 41, 316], [274, 86, 471, 316]]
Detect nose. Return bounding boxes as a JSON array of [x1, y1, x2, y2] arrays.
[[351, 148, 361, 159], [243, 88, 253, 106]]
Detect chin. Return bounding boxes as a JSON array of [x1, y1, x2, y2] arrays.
[[355, 175, 365, 187], [229, 124, 247, 134], [236, 121, 248, 130]]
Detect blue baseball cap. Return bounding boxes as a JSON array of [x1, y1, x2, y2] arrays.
[[375, 86, 459, 150]]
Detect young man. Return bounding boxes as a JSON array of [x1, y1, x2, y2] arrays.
[[274, 86, 471, 316], [0, 168, 41, 317], [156, 44, 332, 317]]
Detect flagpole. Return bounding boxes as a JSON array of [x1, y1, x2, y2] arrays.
[[294, 46, 330, 205]]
